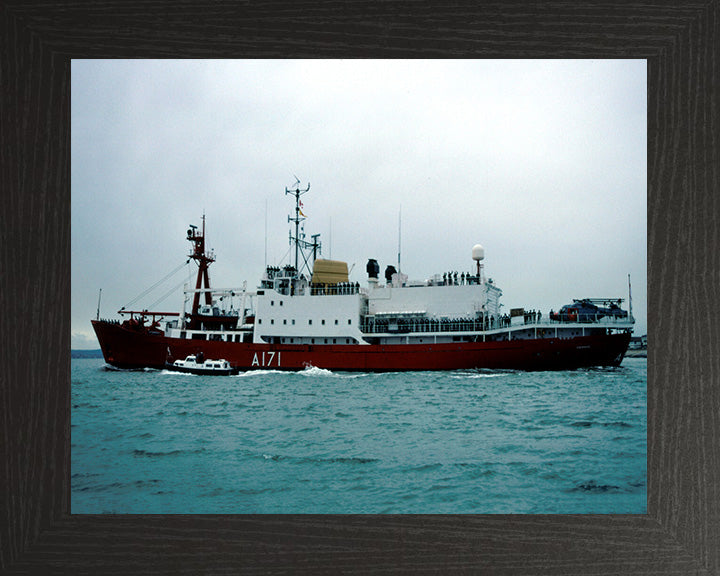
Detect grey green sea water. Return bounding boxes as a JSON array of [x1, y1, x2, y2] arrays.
[[71, 357, 646, 514]]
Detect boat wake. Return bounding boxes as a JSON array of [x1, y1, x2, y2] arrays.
[[101, 364, 158, 373], [450, 372, 507, 380], [235, 369, 286, 378], [300, 365, 369, 379], [301, 365, 335, 377]]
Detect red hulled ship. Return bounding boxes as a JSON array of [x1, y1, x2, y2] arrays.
[[92, 184, 634, 371]]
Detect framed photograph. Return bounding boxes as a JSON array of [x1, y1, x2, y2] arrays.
[[3, 2, 717, 574]]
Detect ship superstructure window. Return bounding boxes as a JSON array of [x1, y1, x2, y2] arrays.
[[283, 319, 287, 325], [348, 319, 352, 325], [271, 319, 274, 325], [292, 319, 295, 325], [271, 301, 274, 306], [335, 319, 338, 325], [280, 301, 283, 306], [322, 319, 326, 325], [309, 319, 313, 325]]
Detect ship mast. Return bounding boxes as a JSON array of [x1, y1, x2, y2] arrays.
[[285, 181, 319, 277], [187, 214, 215, 317]]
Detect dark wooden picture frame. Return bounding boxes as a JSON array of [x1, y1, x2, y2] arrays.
[[2, 2, 717, 574]]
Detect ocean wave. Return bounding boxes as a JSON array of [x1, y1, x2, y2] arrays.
[[571, 480, 622, 493], [450, 372, 508, 379], [261, 453, 379, 465], [75, 482, 125, 493], [71, 472, 101, 479], [407, 463, 443, 472], [326, 456, 379, 464], [133, 448, 206, 458], [570, 420, 633, 429]]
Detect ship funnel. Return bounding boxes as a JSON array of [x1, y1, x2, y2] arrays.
[[366, 258, 379, 279], [385, 265, 397, 285]]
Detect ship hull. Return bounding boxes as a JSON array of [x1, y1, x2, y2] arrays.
[[92, 321, 632, 372]]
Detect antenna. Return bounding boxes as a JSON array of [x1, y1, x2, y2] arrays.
[[264, 198, 268, 269], [397, 205, 402, 273], [628, 273, 633, 320], [96, 288, 102, 321]]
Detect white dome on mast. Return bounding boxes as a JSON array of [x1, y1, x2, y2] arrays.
[[472, 244, 485, 281]]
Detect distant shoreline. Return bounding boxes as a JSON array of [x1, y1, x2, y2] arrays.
[[71, 349, 103, 359], [625, 348, 647, 358]]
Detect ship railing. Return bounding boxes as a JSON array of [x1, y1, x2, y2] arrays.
[[549, 313, 631, 324], [361, 318, 490, 334], [360, 313, 632, 335], [309, 282, 361, 296]]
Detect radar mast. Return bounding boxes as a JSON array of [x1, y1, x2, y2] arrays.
[[285, 180, 321, 278]]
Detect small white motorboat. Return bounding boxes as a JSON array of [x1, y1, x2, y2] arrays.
[[165, 353, 237, 375]]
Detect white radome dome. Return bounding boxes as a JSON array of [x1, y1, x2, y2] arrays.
[[472, 244, 485, 261]]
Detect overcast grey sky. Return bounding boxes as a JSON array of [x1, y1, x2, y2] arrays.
[[71, 59, 646, 348]]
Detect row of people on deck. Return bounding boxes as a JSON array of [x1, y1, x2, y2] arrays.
[[441, 271, 481, 285]]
